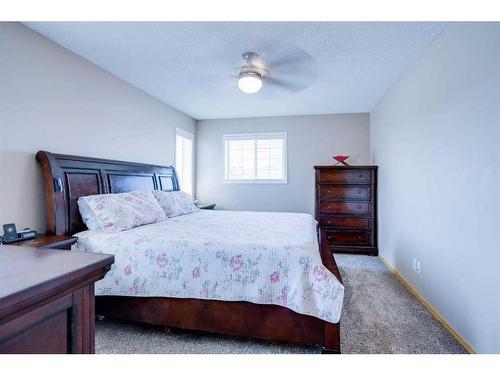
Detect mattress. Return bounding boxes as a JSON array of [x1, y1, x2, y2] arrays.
[[72, 210, 344, 323]]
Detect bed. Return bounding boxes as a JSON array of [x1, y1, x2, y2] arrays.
[[36, 150, 344, 353]]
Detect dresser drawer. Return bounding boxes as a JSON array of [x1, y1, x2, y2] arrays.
[[319, 185, 370, 200], [320, 201, 370, 215], [319, 170, 371, 184], [324, 230, 370, 246], [319, 217, 369, 229]]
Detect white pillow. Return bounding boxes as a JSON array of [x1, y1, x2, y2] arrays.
[[78, 191, 166, 232], [152, 190, 200, 217]]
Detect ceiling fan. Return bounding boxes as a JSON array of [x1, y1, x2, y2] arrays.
[[235, 51, 315, 94]]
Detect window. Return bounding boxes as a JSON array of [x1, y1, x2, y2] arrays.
[[224, 132, 287, 183], [175, 128, 194, 195]]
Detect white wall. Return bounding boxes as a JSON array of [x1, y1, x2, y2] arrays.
[[0, 22, 196, 232], [370, 23, 500, 353], [197, 114, 370, 214]]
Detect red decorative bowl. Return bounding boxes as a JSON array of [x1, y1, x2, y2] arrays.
[[333, 155, 350, 162]]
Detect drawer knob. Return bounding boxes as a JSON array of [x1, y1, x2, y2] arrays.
[[327, 220, 332, 225], [327, 190, 331, 194], [359, 174, 363, 178], [357, 221, 362, 225], [357, 205, 362, 209], [357, 236, 362, 240], [358, 190, 362, 194], [328, 235, 332, 240]]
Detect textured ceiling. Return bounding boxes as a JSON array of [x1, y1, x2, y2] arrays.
[[25, 22, 446, 119]]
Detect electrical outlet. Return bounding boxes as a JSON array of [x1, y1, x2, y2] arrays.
[[412, 258, 422, 274]]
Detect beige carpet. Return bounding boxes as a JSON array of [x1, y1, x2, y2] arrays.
[[95, 254, 465, 354]]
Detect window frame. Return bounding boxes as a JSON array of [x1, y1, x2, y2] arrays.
[[223, 132, 288, 184], [174, 127, 195, 196]]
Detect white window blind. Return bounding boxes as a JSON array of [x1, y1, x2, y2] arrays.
[[224, 132, 287, 183], [175, 128, 194, 195]]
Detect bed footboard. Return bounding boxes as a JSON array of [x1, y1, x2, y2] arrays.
[[322, 323, 341, 353], [96, 296, 340, 351]]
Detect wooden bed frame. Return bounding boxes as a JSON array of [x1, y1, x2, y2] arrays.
[[36, 150, 343, 353]]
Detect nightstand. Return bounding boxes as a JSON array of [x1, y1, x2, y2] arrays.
[[197, 203, 216, 210], [0, 245, 113, 353], [5, 234, 78, 250]]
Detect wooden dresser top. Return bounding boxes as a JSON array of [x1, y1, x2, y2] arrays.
[[314, 165, 378, 169], [0, 246, 113, 302]]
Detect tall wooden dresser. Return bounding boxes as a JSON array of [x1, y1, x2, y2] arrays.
[[314, 166, 378, 255]]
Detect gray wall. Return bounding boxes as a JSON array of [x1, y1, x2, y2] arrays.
[[197, 114, 370, 213], [0, 22, 196, 232], [370, 23, 500, 353]]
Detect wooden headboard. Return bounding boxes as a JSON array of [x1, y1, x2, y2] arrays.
[[36, 151, 179, 235]]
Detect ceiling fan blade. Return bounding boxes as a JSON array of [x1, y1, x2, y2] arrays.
[[265, 76, 307, 92], [263, 49, 317, 90], [267, 54, 312, 70]]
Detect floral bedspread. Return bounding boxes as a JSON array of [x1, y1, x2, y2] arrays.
[[72, 210, 344, 323]]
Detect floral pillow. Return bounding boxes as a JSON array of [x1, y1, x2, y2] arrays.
[[172, 191, 200, 215], [78, 191, 166, 232], [152, 190, 200, 217], [152, 190, 183, 217]]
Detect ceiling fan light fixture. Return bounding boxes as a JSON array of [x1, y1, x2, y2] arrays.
[[238, 71, 262, 94]]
